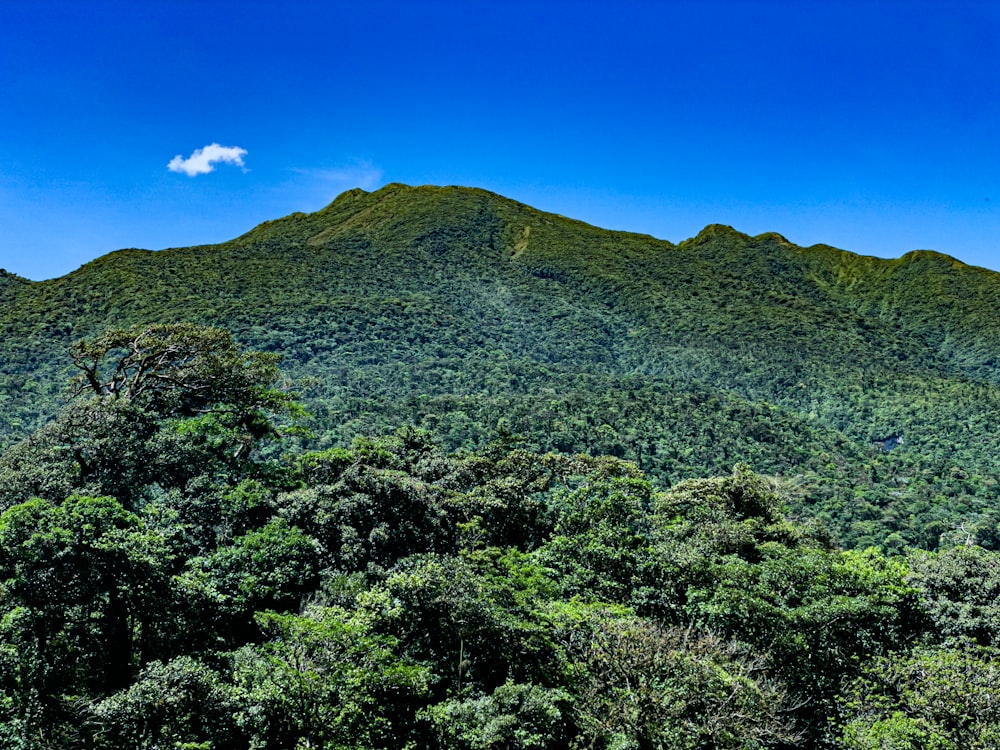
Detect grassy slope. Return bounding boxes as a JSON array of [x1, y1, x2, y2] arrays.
[[2, 183, 999, 548]]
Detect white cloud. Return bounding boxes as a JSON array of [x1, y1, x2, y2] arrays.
[[168, 143, 248, 176]]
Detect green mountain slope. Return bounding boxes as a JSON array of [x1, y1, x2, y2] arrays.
[[2, 183, 999, 548]]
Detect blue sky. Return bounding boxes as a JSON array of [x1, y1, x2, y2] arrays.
[[1, 0, 997, 280]]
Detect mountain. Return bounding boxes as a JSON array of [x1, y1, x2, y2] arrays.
[[2, 183, 1000, 549]]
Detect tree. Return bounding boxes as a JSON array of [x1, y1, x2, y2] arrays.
[[178, 518, 322, 647], [70, 323, 300, 466], [87, 656, 241, 750], [421, 681, 570, 750], [534, 459, 659, 607], [0, 495, 174, 742], [69, 323, 286, 417], [835, 646, 1000, 749], [653, 465, 921, 743], [548, 605, 799, 749], [230, 607, 429, 749], [908, 544, 1000, 647], [0, 323, 300, 511], [277, 432, 454, 574]]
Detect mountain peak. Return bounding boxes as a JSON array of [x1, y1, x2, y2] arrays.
[[898, 248, 968, 269], [1, 184, 1000, 556], [680, 224, 751, 248], [753, 231, 792, 244]]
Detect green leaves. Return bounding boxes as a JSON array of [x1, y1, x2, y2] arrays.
[[835, 646, 1000, 749], [551, 608, 799, 749], [0, 495, 175, 735], [421, 682, 570, 750], [908, 544, 1000, 646], [0, 324, 302, 512], [179, 518, 321, 645], [69, 323, 285, 416], [2, 315, 1000, 748], [231, 607, 430, 749], [88, 657, 239, 750]]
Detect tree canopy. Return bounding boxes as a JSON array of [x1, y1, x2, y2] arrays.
[[0, 323, 995, 748], [2, 185, 1000, 552]]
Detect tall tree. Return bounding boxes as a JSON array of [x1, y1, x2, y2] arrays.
[[0, 324, 300, 511]]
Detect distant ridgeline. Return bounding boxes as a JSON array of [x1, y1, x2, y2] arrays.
[[2, 183, 1000, 550]]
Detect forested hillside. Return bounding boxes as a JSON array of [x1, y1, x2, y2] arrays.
[[2, 183, 1000, 550], [0, 323, 998, 749]]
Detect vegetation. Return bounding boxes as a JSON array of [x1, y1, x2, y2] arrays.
[[2, 186, 1000, 745], [2, 185, 1000, 549], [0, 324, 996, 748]]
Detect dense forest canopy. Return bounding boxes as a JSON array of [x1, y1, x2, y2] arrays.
[[2, 185, 1000, 549], [2, 186, 1000, 746], [0, 323, 998, 748]]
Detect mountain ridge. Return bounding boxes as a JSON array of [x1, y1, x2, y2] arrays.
[[2, 183, 1000, 549], [17, 184, 990, 284]]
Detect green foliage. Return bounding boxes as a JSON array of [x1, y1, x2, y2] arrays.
[[0, 495, 174, 741], [0, 323, 298, 513], [908, 544, 1000, 646], [275, 432, 455, 574], [421, 681, 570, 749], [88, 656, 239, 750], [69, 323, 287, 417], [3, 185, 1000, 549], [231, 607, 430, 749], [536, 461, 657, 605], [551, 608, 799, 749], [0, 398, 160, 510], [649, 466, 922, 741], [180, 518, 321, 645], [835, 646, 1000, 749], [3, 311, 1000, 746], [359, 552, 556, 694]]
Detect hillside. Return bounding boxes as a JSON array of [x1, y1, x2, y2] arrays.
[[2, 183, 1000, 548]]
